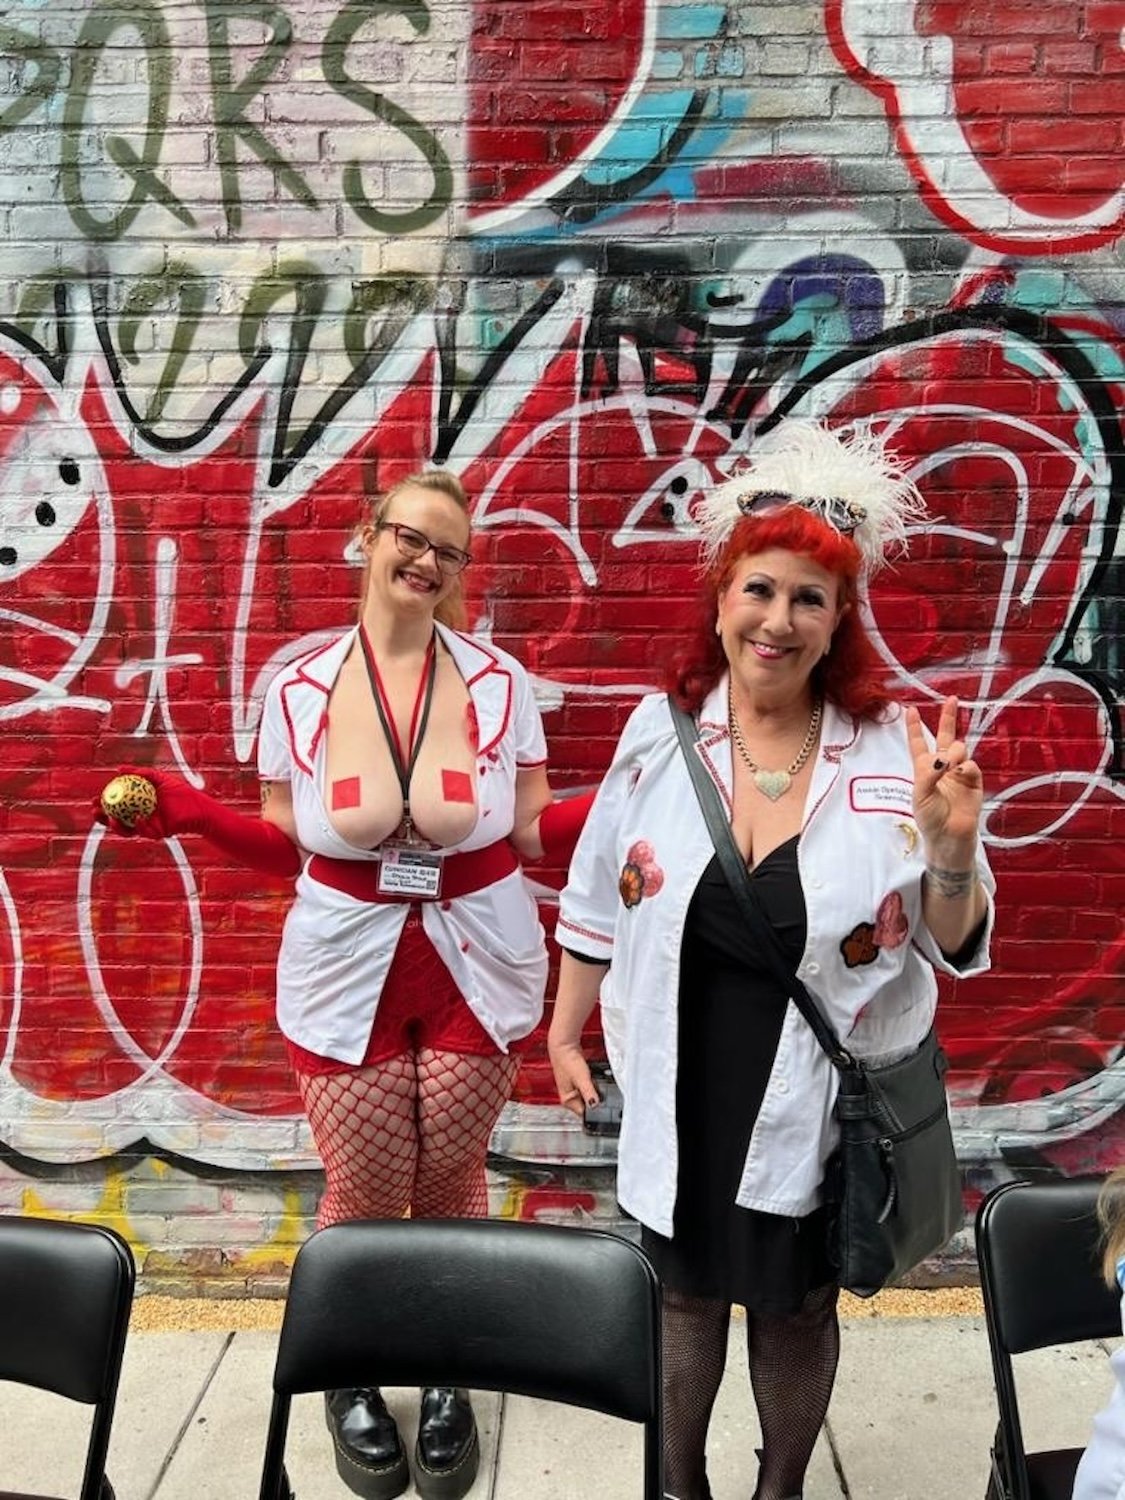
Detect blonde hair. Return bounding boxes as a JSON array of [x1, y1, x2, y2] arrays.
[[1097, 1166, 1125, 1286], [360, 469, 471, 629]]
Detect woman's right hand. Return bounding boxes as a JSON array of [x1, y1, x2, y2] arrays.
[[547, 1035, 599, 1117]]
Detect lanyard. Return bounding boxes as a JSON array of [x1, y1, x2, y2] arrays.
[[359, 625, 437, 844]]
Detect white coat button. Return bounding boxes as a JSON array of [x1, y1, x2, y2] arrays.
[[776, 1078, 789, 1093], [806, 962, 821, 975]]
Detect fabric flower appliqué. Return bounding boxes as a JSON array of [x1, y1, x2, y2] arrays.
[[619, 840, 665, 909], [873, 891, 908, 950], [840, 891, 910, 968]]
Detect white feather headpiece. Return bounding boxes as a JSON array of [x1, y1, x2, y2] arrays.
[[695, 419, 926, 575]]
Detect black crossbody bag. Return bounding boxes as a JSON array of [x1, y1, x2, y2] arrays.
[[669, 699, 963, 1298]]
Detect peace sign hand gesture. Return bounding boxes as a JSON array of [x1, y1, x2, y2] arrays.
[[905, 696, 984, 857]]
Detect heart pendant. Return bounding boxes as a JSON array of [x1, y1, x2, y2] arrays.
[[754, 769, 791, 801]]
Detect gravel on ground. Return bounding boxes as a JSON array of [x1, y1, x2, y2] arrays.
[[129, 1284, 983, 1333]]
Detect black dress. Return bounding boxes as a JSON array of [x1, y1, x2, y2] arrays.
[[641, 838, 834, 1313]]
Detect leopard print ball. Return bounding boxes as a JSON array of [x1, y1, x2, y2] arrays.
[[100, 774, 157, 828]]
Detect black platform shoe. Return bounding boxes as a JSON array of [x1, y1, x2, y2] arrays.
[[413, 1386, 480, 1500], [324, 1387, 410, 1500]]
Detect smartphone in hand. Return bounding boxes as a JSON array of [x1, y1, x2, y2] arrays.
[[583, 1061, 624, 1137]]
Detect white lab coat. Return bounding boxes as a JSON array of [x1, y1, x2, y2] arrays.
[[258, 624, 549, 1060], [557, 680, 995, 1236]]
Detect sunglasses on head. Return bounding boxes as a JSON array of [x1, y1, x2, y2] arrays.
[[736, 489, 868, 537]]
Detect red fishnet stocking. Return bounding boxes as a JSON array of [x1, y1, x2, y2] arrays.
[[412, 1049, 519, 1217], [296, 1056, 418, 1228], [295, 1049, 519, 1229]]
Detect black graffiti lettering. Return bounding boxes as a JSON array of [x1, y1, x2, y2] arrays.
[[706, 322, 813, 438], [89, 274, 270, 452], [203, 0, 317, 236], [553, 90, 711, 225], [6, 280, 73, 383], [432, 278, 568, 464], [241, 264, 329, 478], [117, 266, 209, 424], [322, 0, 451, 235], [61, 1, 179, 241], [246, 267, 442, 484], [344, 275, 434, 374], [580, 251, 712, 402], [0, 23, 63, 134]]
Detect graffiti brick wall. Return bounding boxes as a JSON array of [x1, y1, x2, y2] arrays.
[[2, 0, 1124, 1289]]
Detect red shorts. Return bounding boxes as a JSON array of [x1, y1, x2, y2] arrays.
[[285, 906, 528, 1076]]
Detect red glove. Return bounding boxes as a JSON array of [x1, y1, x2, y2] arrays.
[[538, 789, 597, 861], [96, 768, 302, 879]]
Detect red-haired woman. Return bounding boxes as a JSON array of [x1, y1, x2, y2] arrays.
[[548, 422, 995, 1500]]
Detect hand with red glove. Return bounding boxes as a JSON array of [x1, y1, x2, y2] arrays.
[[537, 788, 597, 862], [95, 767, 302, 879]]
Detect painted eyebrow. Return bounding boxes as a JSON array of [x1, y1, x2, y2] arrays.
[[741, 573, 828, 595]]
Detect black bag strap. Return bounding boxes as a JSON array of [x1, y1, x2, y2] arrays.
[[668, 696, 854, 1072]]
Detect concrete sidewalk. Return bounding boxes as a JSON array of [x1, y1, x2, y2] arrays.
[[3, 1309, 1118, 1499]]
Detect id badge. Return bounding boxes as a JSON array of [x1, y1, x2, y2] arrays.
[[376, 844, 444, 898]]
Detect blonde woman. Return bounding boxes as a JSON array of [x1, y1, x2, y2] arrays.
[[101, 470, 590, 1500]]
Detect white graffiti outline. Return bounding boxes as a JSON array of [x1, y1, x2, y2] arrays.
[[835, 0, 1125, 249], [0, 865, 22, 1076], [0, 359, 115, 720], [77, 822, 204, 1089], [114, 536, 204, 785], [469, 2, 660, 234]]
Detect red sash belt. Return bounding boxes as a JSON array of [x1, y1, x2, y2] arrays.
[[307, 839, 519, 903]]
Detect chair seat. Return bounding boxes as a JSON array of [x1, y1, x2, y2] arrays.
[[1026, 1446, 1083, 1500]]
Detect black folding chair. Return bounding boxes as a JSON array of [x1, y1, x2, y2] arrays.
[[259, 1217, 663, 1500], [0, 1215, 135, 1500], [976, 1178, 1122, 1500]]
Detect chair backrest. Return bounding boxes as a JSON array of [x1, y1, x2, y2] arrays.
[[261, 1218, 663, 1499], [976, 1178, 1120, 1355], [0, 1215, 135, 1500], [975, 1178, 1122, 1500]]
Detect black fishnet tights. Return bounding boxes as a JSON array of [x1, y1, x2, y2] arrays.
[[658, 1282, 840, 1500], [296, 1049, 520, 1228], [661, 1287, 729, 1500], [748, 1282, 840, 1500]]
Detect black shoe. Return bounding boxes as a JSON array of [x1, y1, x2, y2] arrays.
[[414, 1386, 480, 1500], [324, 1388, 410, 1500]]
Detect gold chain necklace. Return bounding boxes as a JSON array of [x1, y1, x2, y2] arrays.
[[728, 693, 823, 801]]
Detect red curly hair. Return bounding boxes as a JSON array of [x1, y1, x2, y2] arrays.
[[670, 506, 894, 722]]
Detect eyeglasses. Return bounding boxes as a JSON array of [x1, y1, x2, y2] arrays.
[[375, 521, 472, 575], [736, 489, 867, 537]]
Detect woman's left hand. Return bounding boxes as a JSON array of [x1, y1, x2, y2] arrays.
[[906, 696, 984, 851]]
